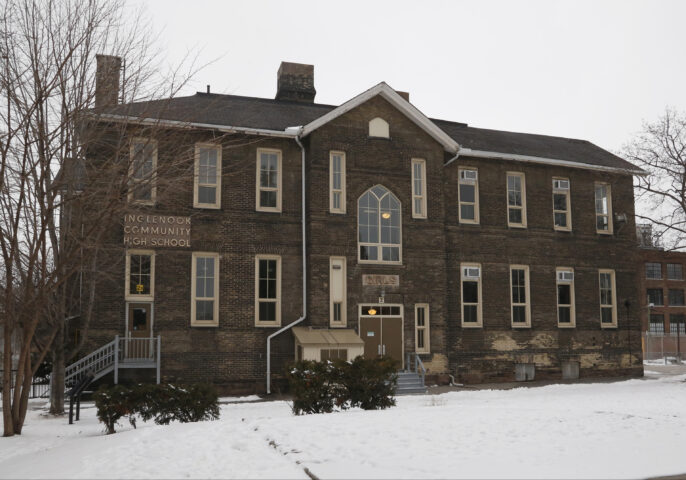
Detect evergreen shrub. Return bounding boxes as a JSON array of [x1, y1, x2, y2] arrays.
[[286, 356, 397, 415], [93, 383, 220, 434]]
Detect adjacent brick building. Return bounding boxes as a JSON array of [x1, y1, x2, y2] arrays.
[[77, 58, 645, 393]]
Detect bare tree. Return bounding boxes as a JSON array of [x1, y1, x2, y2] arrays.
[[624, 108, 686, 250], [0, 0, 208, 436]]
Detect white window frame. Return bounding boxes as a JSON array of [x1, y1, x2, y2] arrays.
[[369, 117, 390, 138], [510, 265, 531, 328], [414, 303, 430, 353], [461, 262, 483, 328], [125, 250, 155, 302], [329, 151, 346, 214], [128, 137, 157, 205], [191, 252, 220, 327], [599, 269, 618, 328], [552, 177, 572, 231], [594, 182, 613, 234], [556, 267, 576, 328], [255, 148, 282, 212], [458, 167, 479, 224], [357, 185, 403, 265], [506, 172, 527, 228], [193, 143, 222, 209], [255, 255, 282, 327], [330, 256, 347, 327], [411, 158, 427, 219]]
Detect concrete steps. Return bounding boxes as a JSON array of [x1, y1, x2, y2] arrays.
[[395, 371, 427, 395]]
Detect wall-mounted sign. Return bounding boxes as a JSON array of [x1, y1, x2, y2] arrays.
[[123, 214, 191, 247], [362, 274, 399, 287]]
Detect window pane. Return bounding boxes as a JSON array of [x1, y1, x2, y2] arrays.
[[360, 245, 377, 261], [463, 281, 479, 303], [596, 215, 609, 231], [382, 246, 399, 262], [509, 209, 522, 225], [333, 303, 341, 322], [198, 186, 216, 204], [558, 306, 571, 323], [650, 314, 664, 333], [647, 289, 664, 305], [646, 263, 662, 279], [553, 193, 567, 212], [601, 307, 614, 324], [463, 305, 478, 323], [196, 300, 214, 321], [260, 190, 277, 208], [554, 212, 567, 228], [460, 184, 475, 203], [417, 330, 425, 349], [595, 185, 608, 214], [670, 314, 685, 334], [513, 306, 527, 323], [667, 264, 683, 280], [417, 307, 425, 326], [461, 204, 475, 221], [259, 301, 276, 322], [669, 289, 684, 306], [558, 284, 571, 305]]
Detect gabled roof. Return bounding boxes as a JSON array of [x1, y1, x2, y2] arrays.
[[97, 86, 643, 174], [300, 82, 459, 152]]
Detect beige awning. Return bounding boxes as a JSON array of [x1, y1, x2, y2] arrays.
[[292, 327, 364, 346]]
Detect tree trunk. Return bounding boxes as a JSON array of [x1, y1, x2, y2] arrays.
[[49, 324, 65, 415], [2, 314, 14, 437]]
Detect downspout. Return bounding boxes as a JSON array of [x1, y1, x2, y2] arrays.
[[266, 129, 307, 394], [444, 147, 461, 167]]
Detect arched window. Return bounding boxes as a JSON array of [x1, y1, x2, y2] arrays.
[[369, 117, 389, 138], [358, 185, 401, 263]]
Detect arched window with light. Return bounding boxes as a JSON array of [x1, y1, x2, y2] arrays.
[[358, 185, 401, 263]]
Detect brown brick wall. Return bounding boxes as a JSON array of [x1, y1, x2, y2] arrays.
[[82, 95, 643, 392]]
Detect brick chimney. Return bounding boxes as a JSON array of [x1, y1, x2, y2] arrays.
[[275, 62, 316, 103], [396, 91, 410, 102], [95, 54, 122, 109]]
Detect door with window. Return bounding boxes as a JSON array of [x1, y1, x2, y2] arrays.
[[126, 303, 153, 360], [359, 305, 403, 368]]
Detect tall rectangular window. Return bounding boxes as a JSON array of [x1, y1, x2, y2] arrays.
[[649, 314, 664, 333], [256, 149, 282, 212], [506, 173, 527, 228], [667, 263, 683, 280], [595, 183, 613, 234], [647, 288, 664, 306], [646, 262, 662, 279], [552, 178, 571, 231], [458, 168, 479, 224], [329, 151, 346, 214], [461, 263, 482, 327], [599, 269, 617, 327], [556, 268, 575, 327], [670, 314, 685, 334], [330, 257, 346, 327], [125, 250, 154, 301], [191, 252, 219, 327], [669, 289, 685, 306], [129, 138, 157, 204], [194, 143, 221, 209], [412, 158, 427, 219], [415, 304, 430, 353], [255, 255, 281, 326], [510, 265, 531, 327]]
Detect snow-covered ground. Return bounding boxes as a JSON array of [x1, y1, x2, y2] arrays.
[[1, 369, 685, 479]]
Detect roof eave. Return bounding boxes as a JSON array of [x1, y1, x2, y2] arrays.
[[454, 148, 647, 176]]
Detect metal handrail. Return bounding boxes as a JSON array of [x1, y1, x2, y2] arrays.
[[404, 352, 427, 387], [65, 338, 117, 386]]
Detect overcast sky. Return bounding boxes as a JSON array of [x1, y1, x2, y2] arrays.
[[142, 0, 685, 153]]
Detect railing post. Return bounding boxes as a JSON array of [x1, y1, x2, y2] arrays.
[[114, 335, 119, 384], [156, 335, 161, 384]]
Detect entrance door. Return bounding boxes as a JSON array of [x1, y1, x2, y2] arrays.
[[359, 305, 403, 368], [360, 317, 382, 359], [126, 303, 152, 360]]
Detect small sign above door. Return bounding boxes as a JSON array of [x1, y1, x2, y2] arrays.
[[362, 274, 399, 287]]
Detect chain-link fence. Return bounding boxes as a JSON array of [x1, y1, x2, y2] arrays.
[[643, 332, 686, 363]]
